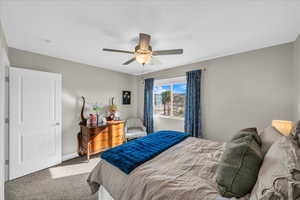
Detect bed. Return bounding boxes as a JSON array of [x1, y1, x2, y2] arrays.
[[88, 137, 250, 200]]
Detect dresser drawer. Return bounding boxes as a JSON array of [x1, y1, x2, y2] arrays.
[[79, 121, 125, 159], [89, 140, 110, 152], [92, 131, 109, 141], [90, 128, 109, 137], [111, 127, 123, 133], [82, 126, 108, 134], [112, 134, 123, 144], [111, 126, 124, 136], [82, 131, 109, 145], [111, 140, 123, 148], [82, 127, 108, 137]]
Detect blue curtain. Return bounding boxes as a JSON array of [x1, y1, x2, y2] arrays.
[[144, 78, 154, 134], [184, 70, 202, 137]]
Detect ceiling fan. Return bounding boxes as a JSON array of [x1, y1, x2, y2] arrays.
[[103, 33, 183, 65]]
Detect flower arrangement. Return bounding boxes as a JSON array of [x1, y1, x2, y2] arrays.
[[107, 97, 118, 121], [108, 104, 118, 113], [92, 103, 103, 114], [108, 97, 118, 113]]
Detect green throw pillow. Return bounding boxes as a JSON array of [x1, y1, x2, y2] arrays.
[[216, 128, 263, 198]]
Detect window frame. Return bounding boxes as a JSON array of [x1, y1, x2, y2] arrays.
[[153, 77, 186, 120]]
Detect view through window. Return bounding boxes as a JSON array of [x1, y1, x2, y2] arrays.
[[154, 79, 186, 119]]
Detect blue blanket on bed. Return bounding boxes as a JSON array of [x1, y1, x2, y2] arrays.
[[101, 130, 190, 174]]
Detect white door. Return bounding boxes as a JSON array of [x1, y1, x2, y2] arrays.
[[9, 67, 62, 180]]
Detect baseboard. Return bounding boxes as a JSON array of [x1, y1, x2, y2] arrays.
[[62, 152, 79, 161]]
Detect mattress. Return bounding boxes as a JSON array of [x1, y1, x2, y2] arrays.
[[88, 137, 250, 200]]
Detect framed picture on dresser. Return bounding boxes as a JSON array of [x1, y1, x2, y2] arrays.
[[122, 91, 131, 105]]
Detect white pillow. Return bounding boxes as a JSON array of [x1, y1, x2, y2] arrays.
[[259, 126, 283, 156], [250, 136, 300, 200]]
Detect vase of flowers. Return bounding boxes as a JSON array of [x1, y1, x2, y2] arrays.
[[107, 97, 118, 121], [92, 103, 103, 125]]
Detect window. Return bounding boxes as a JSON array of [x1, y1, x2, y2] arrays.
[[153, 77, 186, 119], [154, 85, 171, 116]]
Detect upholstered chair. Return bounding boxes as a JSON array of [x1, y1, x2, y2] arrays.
[[125, 118, 147, 141]]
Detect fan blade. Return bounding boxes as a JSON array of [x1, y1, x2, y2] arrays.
[[153, 49, 183, 56], [123, 57, 136, 65], [103, 48, 134, 54], [139, 33, 151, 50]]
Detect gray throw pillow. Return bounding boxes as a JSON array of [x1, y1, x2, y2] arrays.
[[216, 128, 263, 198]]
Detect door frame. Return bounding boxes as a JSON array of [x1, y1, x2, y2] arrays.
[[0, 47, 9, 200]]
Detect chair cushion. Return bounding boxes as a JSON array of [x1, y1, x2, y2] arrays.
[[126, 127, 147, 139], [216, 128, 263, 198]]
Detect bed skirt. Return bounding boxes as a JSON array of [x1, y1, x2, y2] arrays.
[[97, 185, 231, 200], [98, 186, 114, 200]]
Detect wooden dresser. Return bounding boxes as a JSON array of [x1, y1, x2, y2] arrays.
[[78, 120, 125, 160]]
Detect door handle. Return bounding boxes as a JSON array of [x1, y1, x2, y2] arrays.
[[55, 122, 60, 126]]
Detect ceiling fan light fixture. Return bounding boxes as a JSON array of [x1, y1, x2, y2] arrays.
[[103, 33, 183, 66], [135, 53, 152, 65]]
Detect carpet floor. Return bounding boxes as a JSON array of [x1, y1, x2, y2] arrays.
[[5, 155, 100, 200]]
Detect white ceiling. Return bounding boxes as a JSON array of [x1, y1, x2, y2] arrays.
[[1, 0, 300, 75]]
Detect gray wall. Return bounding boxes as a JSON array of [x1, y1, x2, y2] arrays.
[[294, 35, 300, 121], [8, 48, 138, 157], [0, 22, 7, 51], [6, 40, 297, 153], [138, 43, 294, 142]]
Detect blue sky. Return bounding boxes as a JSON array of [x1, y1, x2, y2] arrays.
[[173, 84, 186, 94], [154, 84, 186, 94]]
